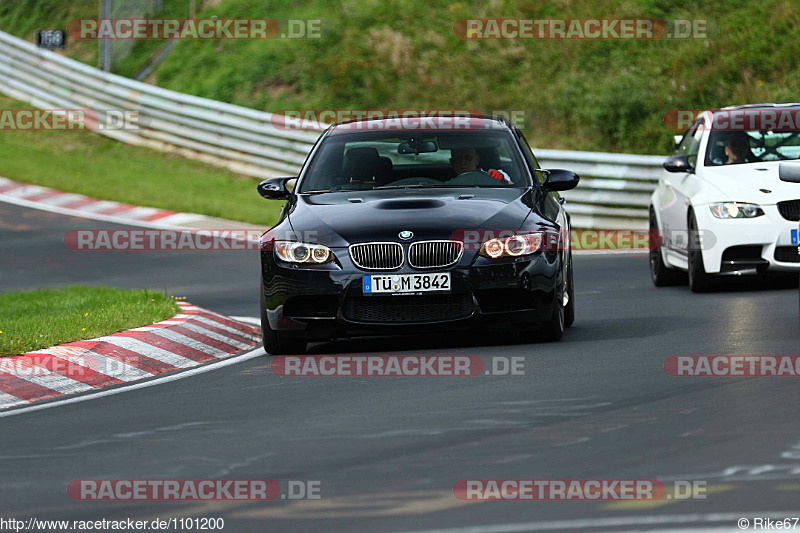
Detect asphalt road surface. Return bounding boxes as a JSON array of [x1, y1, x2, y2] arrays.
[[1, 201, 799, 532]]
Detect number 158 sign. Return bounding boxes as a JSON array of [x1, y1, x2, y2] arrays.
[[36, 29, 66, 49]]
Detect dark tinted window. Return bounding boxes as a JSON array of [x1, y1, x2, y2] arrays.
[[299, 130, 530, 192]]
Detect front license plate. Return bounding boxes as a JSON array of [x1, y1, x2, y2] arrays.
[[792, 228, 798, 245], [363, 273, 451, 294]]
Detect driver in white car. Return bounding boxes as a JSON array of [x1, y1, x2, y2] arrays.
[[723, 132, 753, 165], [450, 148, 513, 184]]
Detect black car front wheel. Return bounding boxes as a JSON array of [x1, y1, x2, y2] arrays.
[[261, 317, 307, 356], [260, 280, 307, 356], [539, 296, 565, 341], [538, 277, 566, 343], [564, 249, 575, 328]]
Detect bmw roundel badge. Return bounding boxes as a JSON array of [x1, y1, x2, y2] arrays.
[[399, 230, 413, 240]]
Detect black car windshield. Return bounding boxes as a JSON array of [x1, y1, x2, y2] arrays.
[[298, 130, 530, 193]]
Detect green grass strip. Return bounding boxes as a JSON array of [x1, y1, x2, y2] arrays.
[[0, 286, 179, 356], [0, 95, 285, 227]]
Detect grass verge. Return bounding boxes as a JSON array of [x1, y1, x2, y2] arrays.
[[58, 0, 800, 155], [3, 1, 798, 154], [0, 94, 284, 227], [0, 286, 178, 356]]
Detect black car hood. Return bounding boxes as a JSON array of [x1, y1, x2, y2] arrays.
[[284, 188, 536, 246]]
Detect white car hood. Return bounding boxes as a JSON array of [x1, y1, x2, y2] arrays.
[[700, 162, 800, 204]]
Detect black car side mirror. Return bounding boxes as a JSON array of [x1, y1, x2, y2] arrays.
[[258, 177, 296, 200], [779, 162, 800, 183], [663, 154, 695, 173], [540, 169, 580, 192]]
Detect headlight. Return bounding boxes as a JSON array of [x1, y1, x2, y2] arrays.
[[479, 233, 544, 258], [275, 241, 332, 264], [709, 202, 764, 219]]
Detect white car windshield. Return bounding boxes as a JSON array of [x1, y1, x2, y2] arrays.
[[705, 129, 800, 166]]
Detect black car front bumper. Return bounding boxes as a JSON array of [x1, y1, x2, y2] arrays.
[[261, 248, 562, 341]]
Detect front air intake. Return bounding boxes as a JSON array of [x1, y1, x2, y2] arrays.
[[349, 242, 404, 270], [408, 240, 464, 269]]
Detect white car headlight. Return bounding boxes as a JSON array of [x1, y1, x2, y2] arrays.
[[479, 233, 544, 258], [709, 202, 764, 219], [275, 241, 332, 264]]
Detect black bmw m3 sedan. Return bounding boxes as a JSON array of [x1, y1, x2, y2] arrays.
[[257, 115, 579, 354]]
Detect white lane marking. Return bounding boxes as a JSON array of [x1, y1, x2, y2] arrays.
[[26, 345, 90, 357], [147, 328, 238, 357], [189, 309, 262, 331], [37, 348, 152, 383], [136, 321, 190, 329], [178, 322, 253, 349], [0, 347, 265, 418], [193, 315, 259, 338], [98, 336, 198, 368], [146, 313, 193, 322], [0, 362, 93, 396], [101, 206, 162, 219], [0, 193, 206, 231], [37, 193, 86, 206], [2, 185, 49, 198], [390, 512, 800, 533], [229, 316, 261, 327], [134, 320, 192, 331], [156, 212, 207, 225], [0, 391, 26, 409], [74, 200, 122, 213], [188, 305, 253, 323]]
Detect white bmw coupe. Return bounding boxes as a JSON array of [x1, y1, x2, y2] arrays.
[[650, 104, 800, 291]]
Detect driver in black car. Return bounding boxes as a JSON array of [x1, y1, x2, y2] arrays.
[[449, 148, 513, 184]]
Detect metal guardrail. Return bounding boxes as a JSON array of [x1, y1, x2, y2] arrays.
[[536, 149, 665, 229], [0, 30, 319, 178], [0, 30, 665, 229]]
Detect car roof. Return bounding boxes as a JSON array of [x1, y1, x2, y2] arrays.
[[714, 103, 800, 112], [327, 114, 513, 135]]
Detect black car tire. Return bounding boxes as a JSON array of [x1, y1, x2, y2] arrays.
[[649, 208, 682, 287], [260, 280, 307, 356], [539, 290, 565, 342], [564, 249, 575, 328], [687, 211, 712, 293]]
